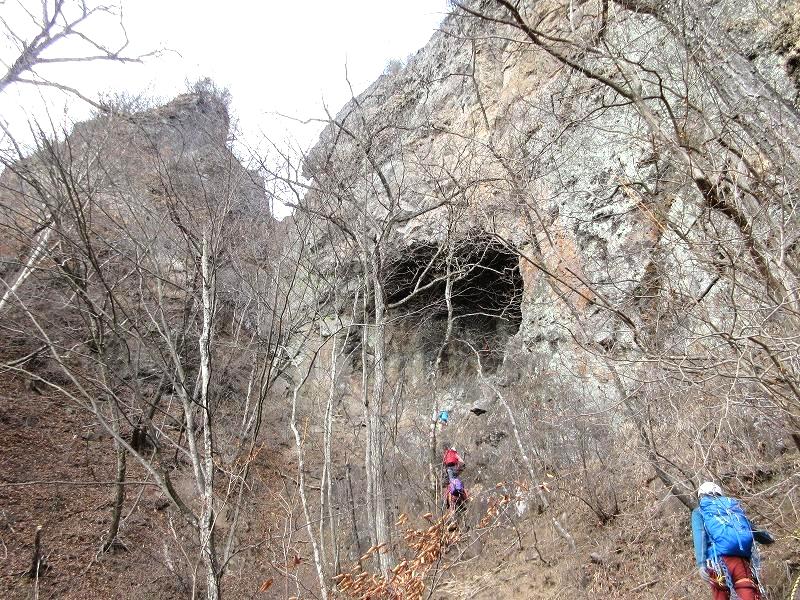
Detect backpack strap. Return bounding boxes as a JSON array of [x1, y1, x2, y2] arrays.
[[700, 508, 718, 563]]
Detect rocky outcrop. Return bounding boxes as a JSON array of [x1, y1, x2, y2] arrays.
[[0, 90, 270, 379], [300, 0, 800, 500], [0, 90, 266, 271], [306, 1, 797, 408]]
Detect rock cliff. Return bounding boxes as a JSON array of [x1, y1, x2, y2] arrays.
[[298, 1, 800, 594], [303, 0, 800, 431]]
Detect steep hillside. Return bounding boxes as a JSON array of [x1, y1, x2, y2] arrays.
[[0, 89, 299, 599]]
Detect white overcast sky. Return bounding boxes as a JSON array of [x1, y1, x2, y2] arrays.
[[1, 0, 450, 153]]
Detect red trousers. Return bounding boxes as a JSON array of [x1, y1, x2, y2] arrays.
[[706, 555, 760, 600]]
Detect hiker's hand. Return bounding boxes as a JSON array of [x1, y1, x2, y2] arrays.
[[698, 567, 711, 583]]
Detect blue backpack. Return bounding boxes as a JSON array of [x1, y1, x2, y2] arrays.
[[699, 495, 754, 558]]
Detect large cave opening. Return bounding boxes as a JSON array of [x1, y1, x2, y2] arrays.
[[383, 234, 523, 375]]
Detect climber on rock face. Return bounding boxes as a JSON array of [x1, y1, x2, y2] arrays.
[[442, 442, 464, 483], [446, 477, 468, 514]]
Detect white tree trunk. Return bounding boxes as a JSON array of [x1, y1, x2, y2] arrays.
[[320, 335, 339, 573], [290, 382, 329, 600], [360, 249, 377, 550], [0, 225, 53, 314], [199, 234, 220, 600], [430, 250, 454, 498]]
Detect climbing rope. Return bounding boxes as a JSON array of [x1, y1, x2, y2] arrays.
[[788, 571, 800, 600]]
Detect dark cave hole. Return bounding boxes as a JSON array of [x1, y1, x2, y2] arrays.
[[383, 234, 523, 374]]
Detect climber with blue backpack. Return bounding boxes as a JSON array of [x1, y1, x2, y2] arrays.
[[692, 481, 774, 600]]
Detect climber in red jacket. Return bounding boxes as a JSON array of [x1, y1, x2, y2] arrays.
[[442, 442, 464, 483]]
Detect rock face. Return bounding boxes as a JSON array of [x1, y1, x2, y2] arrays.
[[0, 90, 271, 380], [301, 0, 800, 500], [0, 90, 266, 269], [0, 89, 302, 600]]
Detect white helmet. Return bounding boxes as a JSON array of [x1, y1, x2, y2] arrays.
[[698, 481, 723, 497]]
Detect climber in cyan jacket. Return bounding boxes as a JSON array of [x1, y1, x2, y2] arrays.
[[691, 481, 773, 600]]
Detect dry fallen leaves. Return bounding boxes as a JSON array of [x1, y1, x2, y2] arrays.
[[336, 486, 522, 599], [335, 510, 466, 599], [258, 578, 274, 592]]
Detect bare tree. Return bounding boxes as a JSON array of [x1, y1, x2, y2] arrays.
[[0, 0, 155, 102], [0, 91, 316, 598]]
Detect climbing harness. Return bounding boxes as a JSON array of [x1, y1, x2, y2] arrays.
[[707, 557, 735, 593]]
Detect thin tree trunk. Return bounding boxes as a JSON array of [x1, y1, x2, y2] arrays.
[[370, 268, 392, 577], [360, 248, 377, 551], [289, 383, 328, 600], [95, 348, 127, 554], [199, 235, 220, 600], [0, 225, 53, 314], [101, 412, 127, 552], [321, 335, 339, 573], [28, 525, 44, 578], [345, 461, 363, 560], [429, 251, 454, 500], [428, 408, 439, 505]]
